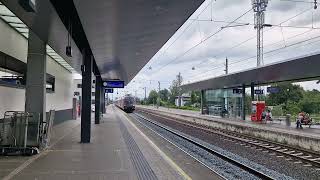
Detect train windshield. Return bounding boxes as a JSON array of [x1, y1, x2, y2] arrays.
[[124, 96, 134, 104]]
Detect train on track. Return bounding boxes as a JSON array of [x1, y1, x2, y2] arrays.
[[115, 95, 135, 113]]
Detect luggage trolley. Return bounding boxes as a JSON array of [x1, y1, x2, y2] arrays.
[[0, 111, 40, 156]]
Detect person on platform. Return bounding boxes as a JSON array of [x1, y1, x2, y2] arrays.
[[266, 109, 272, 121], [296, 111, 305, 129]]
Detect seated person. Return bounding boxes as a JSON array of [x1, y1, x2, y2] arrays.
[[261, 111, 266, 120], [303, 113, 311, 123], [266, 110, 272, 121], [296, 112, 305, 128]]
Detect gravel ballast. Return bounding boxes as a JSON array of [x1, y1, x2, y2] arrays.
[[136, 111, 320, 180]]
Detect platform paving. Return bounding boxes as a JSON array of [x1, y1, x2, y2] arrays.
[[0, 119, 80, 180], [1, 106, 185, 180]]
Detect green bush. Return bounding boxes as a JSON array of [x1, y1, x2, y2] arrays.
[[174, 105, 200, 111], [286, 101, 301, 116], [271, 105, 284, 117]]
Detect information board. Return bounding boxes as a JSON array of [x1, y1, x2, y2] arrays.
[[105, 88, 114, 93], [102, 80, 124, 88], [267, 87, 280, 94], [233, 88, 243, 94], [254, 89, 264, 95]]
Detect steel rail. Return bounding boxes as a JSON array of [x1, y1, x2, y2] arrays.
[[132, 112, 274, 180], [136, 109, 320, 169]]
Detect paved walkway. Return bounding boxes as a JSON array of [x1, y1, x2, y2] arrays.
[[0, 106, 185, 180], [0, 119, 80, 179], [138, 105, 320, 137]]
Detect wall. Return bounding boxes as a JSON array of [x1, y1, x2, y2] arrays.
[[46, 55, 73, 111], [0, 18, 75, 123], [0, 19, 27, 62], [0, 86, 25, 116]]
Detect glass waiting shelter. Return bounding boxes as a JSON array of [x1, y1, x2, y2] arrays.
[[201, 89, 243, 119]]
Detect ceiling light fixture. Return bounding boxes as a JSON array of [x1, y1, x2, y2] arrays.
[[19, 0, 36, 12]]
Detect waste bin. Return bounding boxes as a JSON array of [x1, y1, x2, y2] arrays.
[[285, 114, 291, 127]]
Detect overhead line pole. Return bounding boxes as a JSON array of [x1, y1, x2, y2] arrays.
[[178, 72, 182, 107], [252, 0, 269, 67], [225, 57, 228, 75], [157, 81, 160, 108], [143, 87, 147, 104]]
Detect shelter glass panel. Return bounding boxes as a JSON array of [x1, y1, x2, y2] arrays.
[[203, 89, 243, 119]]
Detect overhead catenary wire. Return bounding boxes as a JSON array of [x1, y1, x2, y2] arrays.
[[185, 29, 320, 80], [185, 34, 320, 82], [192, 7, 314, 68], [190, 35, 320, 80], [151, 8, 254, 75], [147, 1, 214, 69], [139, 4, 316, 87]]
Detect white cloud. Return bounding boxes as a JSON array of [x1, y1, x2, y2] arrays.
[[124, 0, 320, 97]]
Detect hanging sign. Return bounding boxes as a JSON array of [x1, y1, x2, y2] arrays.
[[105, 88, 114, 93], [102, 80, 124, 88], [233, 88, 243, 94], [267, 87, 280, 94], [254, 89, 264, 94]]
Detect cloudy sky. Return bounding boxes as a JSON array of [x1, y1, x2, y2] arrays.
[[114, 0, 320, 99]]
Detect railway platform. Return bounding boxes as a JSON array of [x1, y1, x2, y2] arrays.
[[0, 106, 220, 180], [137, 105, 320, 152]]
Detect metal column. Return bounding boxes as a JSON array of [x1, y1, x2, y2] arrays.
[[251, 82, 255, 101], [242, 84, 246, 120], [102, 90, 106, 113], [200, 90, 204, 114], [95, 77, 101, 124], [81, 50, 92, 143], [25, 31, 46, 123]]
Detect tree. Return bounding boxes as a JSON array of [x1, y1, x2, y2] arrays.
[[147, 90, 158, 105], [267, 83, 304, 108], [159, 89, 170, 102], [190, 91, 201, 104], [299, 90, 320, 114], [286, 101, 301, 115], [169, 74, 183, 105]]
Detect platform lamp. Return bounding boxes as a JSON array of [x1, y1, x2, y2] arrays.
[[66, 18, 72, 57]]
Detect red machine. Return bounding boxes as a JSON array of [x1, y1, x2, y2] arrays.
[[251, 101, 266, 121]]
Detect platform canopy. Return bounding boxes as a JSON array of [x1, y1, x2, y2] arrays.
[[1, 0, 205, 83], [181, 52, 320, 91]]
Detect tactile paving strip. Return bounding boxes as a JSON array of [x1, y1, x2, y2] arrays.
[[119, 119, 158, 180]]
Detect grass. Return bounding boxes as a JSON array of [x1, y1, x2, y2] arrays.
[[310, 115, 320, 123], [164, 104, 200, 111]]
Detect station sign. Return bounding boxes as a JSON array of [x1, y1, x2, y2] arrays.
[[233, 88, 243, 94], [102, 80, 124, 88], [105, 88, 114, 93], [254, 89, 264, 95], [267, 87, 280, 94]]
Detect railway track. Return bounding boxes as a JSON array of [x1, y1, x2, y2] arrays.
[[136, 109, 320, 170], [131, 112, 278, 180]]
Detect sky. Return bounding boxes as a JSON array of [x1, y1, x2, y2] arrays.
[[113, 0, 320, 100]]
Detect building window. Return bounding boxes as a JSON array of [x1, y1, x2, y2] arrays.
[[77, 84, 82, 88], [0, 51, 55, 93], [0, 67, 25, 88]]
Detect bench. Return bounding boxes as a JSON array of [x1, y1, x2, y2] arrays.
[[296, 118, 313, 128]]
